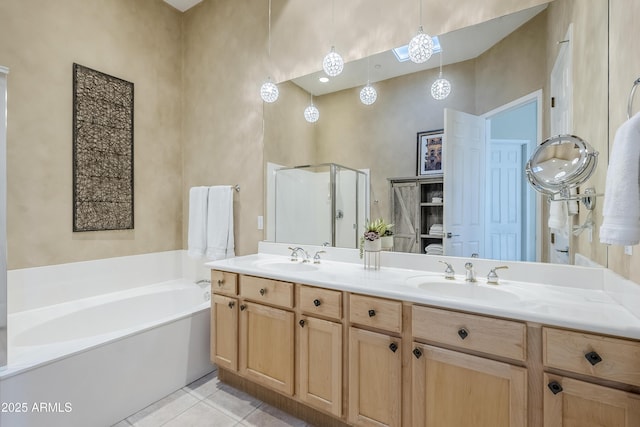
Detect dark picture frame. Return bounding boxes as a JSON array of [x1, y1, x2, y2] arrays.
[[417, 129, 444, 176], [72, 63, 134, 231]]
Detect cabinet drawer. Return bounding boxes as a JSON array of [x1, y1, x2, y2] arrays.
[[543, 327, 640, 387], [240, 275, 294, 308], [349, 294, 402, 334], [299, 285, 342, 320], [413, 305, 527, 361], [211, 270, 238, 296]]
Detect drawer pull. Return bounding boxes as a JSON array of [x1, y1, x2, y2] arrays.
[[259, 288, 266, 296], [413, 348, 423, 359], [228, 301, 235, 309], [585, 351, 603, 366], [217, 279, 224, 287], [299, 319, 306, 327], [240, 304, 247, 311], [548, 381, 563, 395], [313, 299, 321, 307], [457, 328, 469, 340], [368, 309, 376, 317], [389, 343, 398, 353]]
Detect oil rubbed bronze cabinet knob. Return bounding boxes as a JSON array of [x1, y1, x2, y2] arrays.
[[299, 319, 306, 327], [585, 351, 603, 366], [413, 348, 423, 359], [217, 279, 224, 287], [240, 304, 246, 311], [313, 299, 321, 307], [228, 301, 235, 309], [457, 328, 469, 340], [389, 343, 398, 353], [259, 288, 266, 296], [548, 381, 563, 395], [368, 309, 376, 317]]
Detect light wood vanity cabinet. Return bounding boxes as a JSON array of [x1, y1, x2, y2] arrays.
[[411, 305, 528, 427], [210, 269, 640, 427], [412, 344, 527, 427], [542, 327, 640, 427]]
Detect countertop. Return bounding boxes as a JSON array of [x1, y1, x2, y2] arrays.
[[207, 252, 640, 340]]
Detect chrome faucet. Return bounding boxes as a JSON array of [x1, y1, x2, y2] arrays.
[[438, 261, 455, 279], [288, 246, 310, 263], [487, 266, 509, 284], [464, 262, 477, 282], [313, 250, 326, 264]]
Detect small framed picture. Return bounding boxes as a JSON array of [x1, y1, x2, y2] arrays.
[[417, 129, 444, 176]]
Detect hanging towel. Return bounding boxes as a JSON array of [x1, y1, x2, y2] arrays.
[[187, 186, 210, 258], [600, 112, 640, 245], [548, 200, 568, 234], [567, 188, 579, 216], [206, 186, 235, 260]]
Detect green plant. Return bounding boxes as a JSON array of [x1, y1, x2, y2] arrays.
[[364, 218, 393, 236]]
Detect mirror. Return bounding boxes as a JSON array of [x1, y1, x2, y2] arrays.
[[526, 134, 598, 197], [264, 0, 609, 266]]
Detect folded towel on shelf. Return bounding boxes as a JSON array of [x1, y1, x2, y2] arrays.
[[206, 186, 236, 260], [429, 223, 444, 236], [425, 243, 443, 255], [187, 186, 209, 258], [600, 112, 640, 245]]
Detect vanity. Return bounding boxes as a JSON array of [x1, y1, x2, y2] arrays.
[[208, 245, 640, 427]]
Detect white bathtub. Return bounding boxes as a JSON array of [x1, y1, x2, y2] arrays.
[[0, 251, 214, 427]]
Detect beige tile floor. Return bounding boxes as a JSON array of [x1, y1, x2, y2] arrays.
[[112, 368, 310, 427]]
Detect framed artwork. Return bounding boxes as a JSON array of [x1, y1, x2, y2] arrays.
[[73, 63, 134, 231], [417, 129, 444, 176]]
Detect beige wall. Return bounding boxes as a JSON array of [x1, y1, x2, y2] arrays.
[[0, 0, 183, 269]]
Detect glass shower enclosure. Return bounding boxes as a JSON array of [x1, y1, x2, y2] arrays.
[[273, 163, 368, 248]]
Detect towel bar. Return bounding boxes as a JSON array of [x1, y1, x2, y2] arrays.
[[627, 77, 640, 119]]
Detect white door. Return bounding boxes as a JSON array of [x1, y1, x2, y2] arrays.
[[549, 25, 573, 264], [443, 108, 486, 257], [486, 140, 526, 260]]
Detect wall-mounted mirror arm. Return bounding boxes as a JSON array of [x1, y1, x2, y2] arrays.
[[547, 187, 602, 211]]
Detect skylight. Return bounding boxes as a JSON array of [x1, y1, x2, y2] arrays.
[[393, 36, 441, 62]]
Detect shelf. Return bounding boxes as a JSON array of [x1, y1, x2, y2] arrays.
[[420, 234, 444, 239], [421, 202, 443, 207]]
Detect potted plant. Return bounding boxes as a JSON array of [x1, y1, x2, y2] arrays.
[[359, 218, 393, 255], [381, 228, 394, 250]]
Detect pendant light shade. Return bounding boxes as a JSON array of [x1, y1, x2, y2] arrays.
[[304, 104, 320, 123], [408, 26, 434, 64], [260, 78, 279, 103], [323, 46, 344, 77], [260, 0, 279, 103], [360, 84, 377, 105], [431, 73, 451, 100]]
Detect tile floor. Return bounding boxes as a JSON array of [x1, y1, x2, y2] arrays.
[[112, 368, 310, 427]]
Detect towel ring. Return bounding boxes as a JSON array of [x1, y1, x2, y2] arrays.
[[627, 77, 640, 119]]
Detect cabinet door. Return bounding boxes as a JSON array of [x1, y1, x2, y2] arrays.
[[390, 181, 419, 253], [412, 343, 527, 427], [298, 316, 343, 417], [239, 302, 294, 395], [348, 327, 401, 427], [544, 374, 640, 427], [211, 294, 238, 371]]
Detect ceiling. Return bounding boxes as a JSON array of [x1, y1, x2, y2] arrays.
[[292, 3, 548, 96], [163, 0, 202, 12]]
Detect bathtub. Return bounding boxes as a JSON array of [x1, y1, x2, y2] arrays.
[[0, 251, 214, 427]]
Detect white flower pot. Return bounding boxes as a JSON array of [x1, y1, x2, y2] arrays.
[[364, 238, 381, 252]]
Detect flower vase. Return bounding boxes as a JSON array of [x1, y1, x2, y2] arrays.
[[364, 238, 382, 252]]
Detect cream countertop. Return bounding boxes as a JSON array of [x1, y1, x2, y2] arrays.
[[207, 242, 640, 340]]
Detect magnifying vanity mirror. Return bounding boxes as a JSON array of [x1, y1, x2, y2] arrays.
[[525, 134, 599, 201]]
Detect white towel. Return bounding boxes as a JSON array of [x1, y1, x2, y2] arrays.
[[548, 200, 568, 234], [187, 187, 209, 258], [600, 112, 640, 246], [206, 186, 235, 260]]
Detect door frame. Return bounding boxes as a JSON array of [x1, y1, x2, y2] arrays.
[[482, 90, 543, 262]]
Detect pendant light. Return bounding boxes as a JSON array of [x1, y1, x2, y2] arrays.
[[304, 94, 320, 123], [260, 0, 279, 103], [408, 0, 433, 64], [431, 49, 451, 100], [359, 58, 377, 105], [322, 0, 344, 77]]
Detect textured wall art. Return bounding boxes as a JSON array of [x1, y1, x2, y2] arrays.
[[73, 63, 134, 231]]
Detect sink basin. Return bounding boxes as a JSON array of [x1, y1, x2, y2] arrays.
[[405, 276, 521, 303], [254, 259, 319, 273]]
